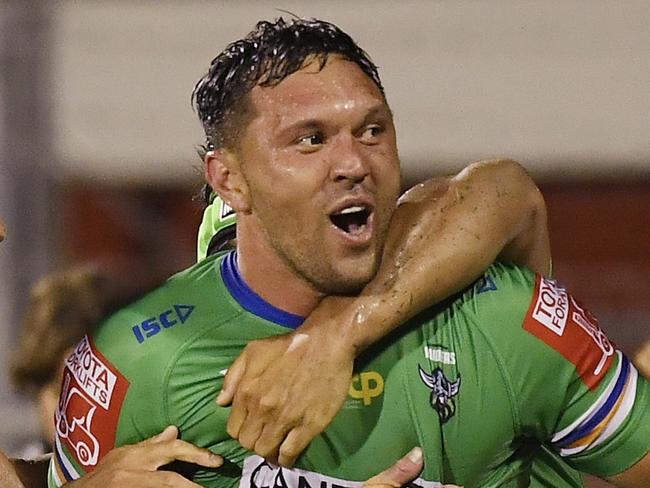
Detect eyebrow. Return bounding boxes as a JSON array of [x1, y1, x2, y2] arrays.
[[360, 104, 394, 126]]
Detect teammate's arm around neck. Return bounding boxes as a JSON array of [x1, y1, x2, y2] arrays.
[[218, 158, 550, 466]]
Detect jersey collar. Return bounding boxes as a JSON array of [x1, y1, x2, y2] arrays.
[[220, 251, 305, 329]]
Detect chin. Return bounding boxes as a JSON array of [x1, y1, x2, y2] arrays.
[[322, 265, 377, 295]]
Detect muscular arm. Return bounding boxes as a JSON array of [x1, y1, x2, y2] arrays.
[[220, 159, 551, 465], [331, 158, 550, 352]]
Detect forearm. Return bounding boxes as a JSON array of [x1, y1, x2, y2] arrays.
[[311, 159, 550, 352]]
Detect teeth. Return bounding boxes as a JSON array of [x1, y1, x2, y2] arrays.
[[337, 206, 365, 215]]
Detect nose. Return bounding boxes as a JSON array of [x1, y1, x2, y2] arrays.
[[329, 134, 370, 187]]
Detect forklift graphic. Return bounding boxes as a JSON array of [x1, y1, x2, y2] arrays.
[[56, 373, 100, 467]]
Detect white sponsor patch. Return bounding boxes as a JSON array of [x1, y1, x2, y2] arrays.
[[240, 455, 445, 488], [530, 277, 570, 335], [424, 346, 456, 365], [64, 336, 117, 409]]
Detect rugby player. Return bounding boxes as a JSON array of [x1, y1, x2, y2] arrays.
[[0, 200, 417, 488], [49, 17, 649, 488]]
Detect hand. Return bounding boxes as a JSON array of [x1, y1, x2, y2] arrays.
[[0, 449, 24, 488], [217, 299, 356, 466], [67, 426, 222, 487]]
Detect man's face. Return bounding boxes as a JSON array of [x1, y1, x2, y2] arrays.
[[236, 57, 401, 294]]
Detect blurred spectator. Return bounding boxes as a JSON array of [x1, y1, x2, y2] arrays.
[[9, 266, 140, 457]]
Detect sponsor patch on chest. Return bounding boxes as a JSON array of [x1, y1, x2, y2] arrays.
[[55, 335, 129, 468], [240, 455, 446, 488], [347, 371, 384, 406], [523, 275, 615, 389]]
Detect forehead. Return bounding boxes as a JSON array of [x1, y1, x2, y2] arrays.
[[249, 57, 387, 117]]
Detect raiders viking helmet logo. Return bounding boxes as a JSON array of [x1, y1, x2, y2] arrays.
[[418, 365, 461, 423]]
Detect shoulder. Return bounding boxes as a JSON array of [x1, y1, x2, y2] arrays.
[[457, 263, 605, 370], [451, 262, 537, 328], [445, 262, 591, 387], [91, 254, 237, 373]]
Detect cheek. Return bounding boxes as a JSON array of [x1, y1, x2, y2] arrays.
[[367, 139, 400, 176], [375, 158, 401, 196], [251, 157, 327, 207]]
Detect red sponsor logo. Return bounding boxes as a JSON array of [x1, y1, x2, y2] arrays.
[[524, 276, 615, 390], [55, 335, 129, 468]]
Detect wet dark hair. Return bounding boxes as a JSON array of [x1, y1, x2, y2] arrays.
[[192, 17, 385, 203]]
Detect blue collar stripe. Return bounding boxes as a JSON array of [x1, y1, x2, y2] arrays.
[[221, 251, 305, 329]]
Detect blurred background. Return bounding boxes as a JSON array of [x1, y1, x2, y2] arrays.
[[0, 1, 648, 486]]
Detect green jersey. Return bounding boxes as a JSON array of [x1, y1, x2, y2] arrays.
[[49, 253, 650, 487]]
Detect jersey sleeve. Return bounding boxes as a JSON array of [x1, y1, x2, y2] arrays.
[[47, 334, 133, 487], [47, 302, 184, 486], [480, 265, 650, 478]]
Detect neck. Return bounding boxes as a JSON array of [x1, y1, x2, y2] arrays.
[[236, 216, 324, 317]]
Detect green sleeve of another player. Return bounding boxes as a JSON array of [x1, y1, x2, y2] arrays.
[[479, 263, 650, 478]]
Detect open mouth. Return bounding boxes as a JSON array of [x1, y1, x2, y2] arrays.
[[330, 206, 371, 235]]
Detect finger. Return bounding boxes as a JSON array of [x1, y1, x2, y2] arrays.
[[147, 425, 180, 444], [363, 447, 423, 488], [142, 439, 223, 470], [252, 418, 295, 461], [237, 414, 266, 452], [226, 391, 250, 440], [217, 356, 247, 406], [277, 426, 315, 467]]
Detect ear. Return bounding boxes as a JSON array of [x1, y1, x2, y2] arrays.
[[204, 149, 251, 213]]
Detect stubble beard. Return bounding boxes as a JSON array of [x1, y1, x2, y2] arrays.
[[264, 219, 387, 297], [280, 242, 379, 296]]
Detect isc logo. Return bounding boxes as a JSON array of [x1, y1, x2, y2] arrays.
[[132, 305, 195, 344], [348, 371, 384, 406]]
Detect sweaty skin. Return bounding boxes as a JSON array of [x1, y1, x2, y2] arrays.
[[217, 158, 551, 465]]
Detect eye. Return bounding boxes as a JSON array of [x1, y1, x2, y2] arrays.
[[359, 124, 384, 143], [296, 132, 325, 150]]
